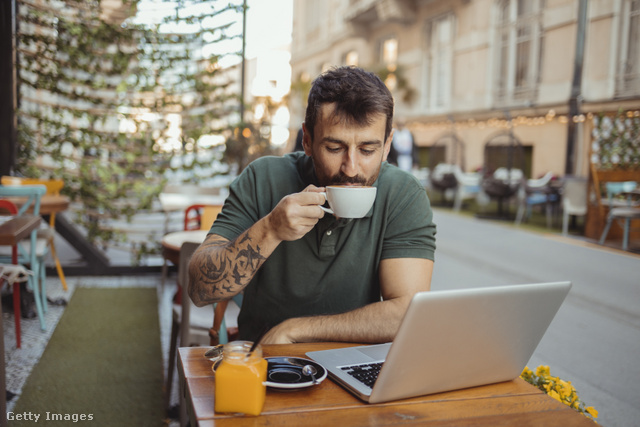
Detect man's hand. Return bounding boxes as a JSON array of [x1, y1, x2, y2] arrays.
[[260, 319, 297, 345], [265, 185, 326, 242]]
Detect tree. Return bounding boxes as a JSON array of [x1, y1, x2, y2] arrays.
[[15, 0, 243, 260]]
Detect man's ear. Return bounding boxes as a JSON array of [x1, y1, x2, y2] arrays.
[[382, 128, 394, 161], [302, 123, 313, 156]]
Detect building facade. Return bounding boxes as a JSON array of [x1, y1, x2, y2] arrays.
[[289, 0, 640, 179]]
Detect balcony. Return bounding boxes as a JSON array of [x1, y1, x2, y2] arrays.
[[345, 0, 417, 26]]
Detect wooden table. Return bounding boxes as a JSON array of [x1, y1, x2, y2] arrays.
[[0, 215, 42, 427], [162, 229, 209, 266], [6, 194, 70, 216], [178, 343, 596, 426]]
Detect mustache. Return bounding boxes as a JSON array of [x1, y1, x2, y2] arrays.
[[328, 174, 367, 186]]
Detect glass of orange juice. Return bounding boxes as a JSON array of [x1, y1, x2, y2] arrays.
[[214, 341, 268, 416]]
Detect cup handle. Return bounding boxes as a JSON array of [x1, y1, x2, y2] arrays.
[[318, 192, 334, 215]]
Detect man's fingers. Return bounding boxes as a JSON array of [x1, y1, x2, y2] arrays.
[[295, 191, 326, 207]]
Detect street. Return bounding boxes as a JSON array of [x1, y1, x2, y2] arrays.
[[430, 207, 640, 427]]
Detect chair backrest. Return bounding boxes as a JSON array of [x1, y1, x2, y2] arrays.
[[0, 200, 18, 215], [494, 167, 524, 183], [562, 176, 588, 215], [606, 181, 637, 204], [184, 204, 223, 231], [527, 171, 554, 188], [0, 185, 46, 216], [179, 241, 203, 346]]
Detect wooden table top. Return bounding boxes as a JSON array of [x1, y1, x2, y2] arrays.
[[162, 229, 209, 252], [6, 194, 70, 216], [178, 343, 596, 427], [0, 215, 42, 246], [161, 229, 208, 266]]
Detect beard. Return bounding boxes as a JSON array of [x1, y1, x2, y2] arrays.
[[323, 170, 379, 187]]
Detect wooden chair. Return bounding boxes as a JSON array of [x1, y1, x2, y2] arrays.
[[183, 204, 223, 231], [0, 185, 49, 341], [181, 203, 240, 343], [164, 241, 241, 422], [1, 176, 68, 291], [0, 200, 35, 348]]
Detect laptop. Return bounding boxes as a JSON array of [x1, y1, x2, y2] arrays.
[[306, 281, 571, 403]]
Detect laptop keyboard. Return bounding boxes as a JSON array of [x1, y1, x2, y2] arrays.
[[341, 362, 383, 388]]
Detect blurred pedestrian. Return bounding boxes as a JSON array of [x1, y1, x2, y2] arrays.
[[388, 119, 418, 172]]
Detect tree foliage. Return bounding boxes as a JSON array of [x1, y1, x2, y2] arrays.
[[15, 0, 243, 254]]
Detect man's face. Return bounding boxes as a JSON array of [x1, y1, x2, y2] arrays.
[[303, 103, 392, 187]]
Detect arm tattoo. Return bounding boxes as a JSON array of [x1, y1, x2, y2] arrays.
[[195, 232, 266, 302]]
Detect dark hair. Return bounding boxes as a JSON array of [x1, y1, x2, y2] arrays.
[[304, 66, 394, 142]]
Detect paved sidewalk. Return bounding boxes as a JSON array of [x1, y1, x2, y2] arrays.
[[431, 207, 640, 427]]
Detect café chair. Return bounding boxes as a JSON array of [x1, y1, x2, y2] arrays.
[[561, 176, 588, 236], [2, 176, 68, 291], [183, 203, 242, 344], [451, 165, 482, 213], [183, 204, 223, 231], [604, 181, 638, 208], [160, 203, 223, 288], [0, 185, 49, 338], [598, 184, 640, 250], [515, 172, 556, 227], [165, 241, 235, 418], [0, 200, 36, 348]]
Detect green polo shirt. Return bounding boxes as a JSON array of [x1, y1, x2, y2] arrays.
[[210, 152, 436, 341]]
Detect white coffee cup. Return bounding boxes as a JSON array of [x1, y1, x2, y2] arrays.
[[319, 185, 377, 218]]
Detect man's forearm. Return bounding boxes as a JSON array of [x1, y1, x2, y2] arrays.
[[188, 217, 280, 306], [262, 296, 412, 344]]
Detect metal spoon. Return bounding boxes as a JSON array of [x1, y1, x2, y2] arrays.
[[204, 344, 224, 360], [302, 364, 319, 385]]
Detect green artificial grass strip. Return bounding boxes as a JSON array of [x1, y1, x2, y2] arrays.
[[11, 287, 164, 426]]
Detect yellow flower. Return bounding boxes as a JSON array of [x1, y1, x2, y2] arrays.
[[558, 380, 573, 399], [548, 390, 562, 402], [521, 365, 598, 420], [586, 406, 599, 418], [536, 365, 550, 377]]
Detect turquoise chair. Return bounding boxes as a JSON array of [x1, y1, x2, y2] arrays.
[[605, 181, 638, 207], [0, 184, 49, 333], [599, 181, 640, 250]]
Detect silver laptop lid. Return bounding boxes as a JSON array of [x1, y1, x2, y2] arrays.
[[308, 281, 572, 404]]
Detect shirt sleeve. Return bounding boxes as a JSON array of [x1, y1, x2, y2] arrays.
[[380, 175, 437, 261]]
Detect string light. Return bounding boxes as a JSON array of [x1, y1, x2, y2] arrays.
[[409, 109, 640, 132]]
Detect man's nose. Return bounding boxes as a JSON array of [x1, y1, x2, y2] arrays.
[[341, 149, 358, 176]]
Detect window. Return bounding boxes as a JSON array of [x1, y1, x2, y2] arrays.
[[424, 13, 455, 111], [343, 50, 359, 66], [494, 0, 543, 106], [379, 36, 398, 66], [616, 0, 640, 96]]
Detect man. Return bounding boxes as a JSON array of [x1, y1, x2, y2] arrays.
[[189, 66, 436, 345], [388, 119, 418, 172]]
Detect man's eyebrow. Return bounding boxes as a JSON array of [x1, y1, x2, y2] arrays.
[[322, 137, 383, 146]]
